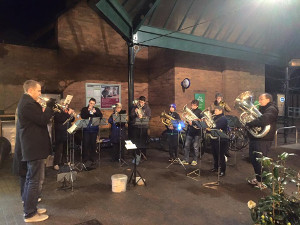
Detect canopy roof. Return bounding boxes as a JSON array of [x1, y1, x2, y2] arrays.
[[88, 0, 300, 66]]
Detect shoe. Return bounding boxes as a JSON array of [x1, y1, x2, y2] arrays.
[[191, 161, 197, 166], [168, 158, 173, 162], [37, 208, 46, 214], [255, 182, 267, 190], [219, 172, 225, 177], [248, 178, 259, 185], [38, 197, 42, 203], [53, 165, 59, 171], [210, 168, 218, 172], [225, 155, 228, 162], [24, 213, 49, 222], [181, 160, 189, 165]]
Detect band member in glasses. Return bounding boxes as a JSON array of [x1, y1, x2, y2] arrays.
[[182, 100, 202, 166], [80, 98, 103, 163], [108, 103, 126, 162], [53, 100, 75, 170], [165, 104, 181, 161], [130, 96, 151, 163]]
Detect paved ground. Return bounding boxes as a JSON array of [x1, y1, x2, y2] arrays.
[[0, 143, 299, 225]]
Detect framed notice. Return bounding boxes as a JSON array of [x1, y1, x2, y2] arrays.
[[194, 93, 205, 111], [85, 83, 121, 109]]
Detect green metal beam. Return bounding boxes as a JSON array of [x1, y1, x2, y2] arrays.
[[135, 26, 286, 66], [91, 0, 132, 41], [132, 0, 160, 34]]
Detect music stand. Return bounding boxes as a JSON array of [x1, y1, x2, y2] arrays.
[[134, 118, 149, 161], [91, 117, 107, 167], [186, 120, 207, 181], [126, 141, 146, 186], [67, 119, 90, 171], [209, 129, 229, 185], [112, 114, 128, 166]]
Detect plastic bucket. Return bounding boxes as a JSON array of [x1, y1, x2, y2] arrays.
[[111, 174, 128, 193]]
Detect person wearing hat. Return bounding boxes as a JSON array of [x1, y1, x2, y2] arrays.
[[166, 104, 181, 161], [210, 93, 231, 114]]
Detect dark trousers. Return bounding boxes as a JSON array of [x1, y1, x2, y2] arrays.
[[168, 133, 178, 158], [132, 126, 148, 156], [211, 139, 228, 173], [83, 131, 98, 162], [53, 141, 67, 166], [249, 140, 272, 182], [111, 142, 125, 161], [23, 159, 45, 218]]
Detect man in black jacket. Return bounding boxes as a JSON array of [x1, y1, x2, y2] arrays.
[[182, 100, 202, 166], [80, 98, 103, 163], [246, 93, 278, 189], [17, 80, 54, 222]]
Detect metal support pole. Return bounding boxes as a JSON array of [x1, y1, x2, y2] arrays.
[[128, 43, 135, 118], [284, 67, 289, 143]]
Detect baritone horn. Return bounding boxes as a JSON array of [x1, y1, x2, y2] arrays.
[[160, 111, 175, 127], [234, 91, 270, 138], [182, 104, 200, 129]]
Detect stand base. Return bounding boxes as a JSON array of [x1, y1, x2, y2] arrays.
[[187, 169, 200, 181], [166, 158, 187, 170], [128, 169, 147, 186], [119, 158, 128, 167], [74, 162, 88, 171]]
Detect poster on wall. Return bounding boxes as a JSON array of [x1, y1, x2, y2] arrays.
[[85, 83, 121, 109], [194, 93, 205, 111]]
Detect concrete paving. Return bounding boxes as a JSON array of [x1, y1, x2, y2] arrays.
[[0, 145, 299, 225]]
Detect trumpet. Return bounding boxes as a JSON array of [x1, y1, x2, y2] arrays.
[[38, 96, 66, 113]]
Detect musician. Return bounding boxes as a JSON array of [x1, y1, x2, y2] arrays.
[[210, 93, 231, 113], [53, 100, 75, 170], [209, 106, 229, 177], [130, 96, 151, 162], [182, 100, 202, 166], [80, 98, 103, 163], [108, 103, 126, 162], [165, 104, 181, 161], [16, 80, 55, 222], [246, 93, 278, 189]]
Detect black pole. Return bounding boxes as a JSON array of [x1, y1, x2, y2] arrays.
[[128, 43, 135, 115], [284, 67, 289, 143]]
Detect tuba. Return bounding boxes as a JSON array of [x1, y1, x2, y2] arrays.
[[201, 108, 216, 128], [182, 104, 200, 129], [234, 91, 270, 138], [160, 111, 175, 126]]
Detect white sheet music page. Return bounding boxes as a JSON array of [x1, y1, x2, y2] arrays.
[[125, 140, 137, 149]]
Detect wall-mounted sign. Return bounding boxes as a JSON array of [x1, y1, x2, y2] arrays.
[[85, 83, 121, 109], [280, 97, 285, 103], [277, 94, 285, 116], [194, 93, 205, 111]]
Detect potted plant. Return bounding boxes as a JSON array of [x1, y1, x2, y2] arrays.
[[247, 152, 300, 225]]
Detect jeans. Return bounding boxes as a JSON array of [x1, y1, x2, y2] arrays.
[[184, 135, 200, 162], [249, 140, 272, 182], [23, 159, 45, 218]]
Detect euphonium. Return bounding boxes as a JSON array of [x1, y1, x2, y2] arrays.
[[160, 111, 175, 126], [201, 108, 216, 128], [234, 91, 270, 138], [133, 99, 145, 118], [182, 104, 200, 129]]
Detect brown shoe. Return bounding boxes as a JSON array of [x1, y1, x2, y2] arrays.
[[37, 208, 47, 214], [24, 213, 49, 223]]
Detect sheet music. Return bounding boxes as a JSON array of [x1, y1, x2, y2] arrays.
[[64, 95, 73, 105], [125, 140, 137, 149]]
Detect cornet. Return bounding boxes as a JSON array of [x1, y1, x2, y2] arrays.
[[38, 96, 66, 113]]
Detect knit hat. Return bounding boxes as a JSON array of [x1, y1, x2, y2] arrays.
[[170, 104, 176, 110]]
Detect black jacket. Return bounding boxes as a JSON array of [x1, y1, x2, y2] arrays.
[[247, 102, 279, 141], [166, 111, 181, 134], [80, 106, 103, 133], [130, 104, 151, 126], [108, 110, 126, 143], [54, 110, 74, 142], [17, 94, 53, 161]]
